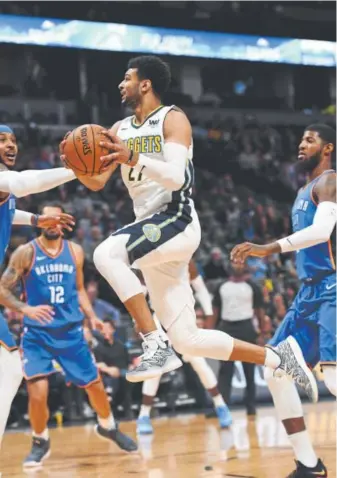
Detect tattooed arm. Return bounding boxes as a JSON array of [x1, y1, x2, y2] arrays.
[[0, 244, 54, 324]]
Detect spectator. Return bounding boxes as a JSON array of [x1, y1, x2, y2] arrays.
[[93, 320, 131, 409], [86, 280, 121, 325], [203, 247, 228, 280]]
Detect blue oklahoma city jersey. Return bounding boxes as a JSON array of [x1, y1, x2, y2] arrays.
[[24, 239, 84, 327], [292, 170, 336, 281], [0, 194, 16, 266], [0, 193, 17, 350]]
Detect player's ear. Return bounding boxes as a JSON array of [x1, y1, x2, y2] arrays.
[[324, 142, 334, 156], [141, 79, 152, 94]]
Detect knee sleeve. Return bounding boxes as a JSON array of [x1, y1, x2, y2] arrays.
[[93, 235, 143, 302], [264, 367, 303, 420], [142, 376, 161, 397], [187, 356, 217, 390], [322, 366, 336, 397], [167, 305, 234, 361], [93, 234, 130, 269]]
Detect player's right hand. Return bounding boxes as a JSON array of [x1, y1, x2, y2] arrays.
[[21, 305, 54, 325]]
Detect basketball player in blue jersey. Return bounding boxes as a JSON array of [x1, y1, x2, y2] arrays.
[[0, 204, 137, 467], [60, 56, 318, 403], [231, 124, 336, 478], [0, 125, 78, 451]]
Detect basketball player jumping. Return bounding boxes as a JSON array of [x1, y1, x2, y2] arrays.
[[0, 125, 77, 449], [231, 124, 336, 478], [136, 259, 232, 434], [0, 203, 137, 467], [60, 56, 317, 402]]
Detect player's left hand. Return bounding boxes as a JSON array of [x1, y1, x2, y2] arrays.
[[90, 316, 104, 332], [230, 242, 272, 263], [37, 214, 75, 232], [99, 130, 138, 169]]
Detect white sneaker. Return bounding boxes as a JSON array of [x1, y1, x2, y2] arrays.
[[126, 339, 182, 383], [272, 336, 318, 403]]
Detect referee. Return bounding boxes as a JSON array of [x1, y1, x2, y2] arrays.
[[212, 264, 266, 416]]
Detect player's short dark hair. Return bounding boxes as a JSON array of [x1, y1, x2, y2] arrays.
[[305, 123, 336, 147], [40, 202, 65, 214], [128, 55, 171, 98], [103, 318, 115, 327]]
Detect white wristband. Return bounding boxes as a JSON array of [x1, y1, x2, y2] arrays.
[[13, 210, 33, 226]]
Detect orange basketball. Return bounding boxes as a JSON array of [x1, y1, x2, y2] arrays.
[[63, 124, 109, 176]]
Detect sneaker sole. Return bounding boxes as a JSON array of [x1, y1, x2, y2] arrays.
[[126, 356, 182, 383], [23, 449, 51, 468], [287, 336, 319, 404], [94, 425, 138, 453]]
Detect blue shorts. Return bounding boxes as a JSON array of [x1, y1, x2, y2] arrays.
[[269, 273, 336, 368], [0, 311, 17, 351], [21, 322, 99, 387]]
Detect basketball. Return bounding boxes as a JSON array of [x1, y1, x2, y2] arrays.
[[63, 124, 109, 176]]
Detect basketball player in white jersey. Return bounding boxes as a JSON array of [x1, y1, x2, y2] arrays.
[[60, 56, 317, 402], [136, 259, 232, 434]]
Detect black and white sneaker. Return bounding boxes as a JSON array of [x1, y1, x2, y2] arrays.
[[95, 424, 138, 452], [23, 436, 51, 468], [271, 336, 318, 403], [126, 339, 182, 383], [286, 458, 327, 477]]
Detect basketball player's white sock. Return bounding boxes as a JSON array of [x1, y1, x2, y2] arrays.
[[264, 368, 318, 468], [139, 405, 152, 419], [98, 413, 116, 430], [264, 348, 281, 369], [33, 429, 49, 441], [288, 431, 318, 468], [213, 394, 225, 408], [0, 348, 23, 449]]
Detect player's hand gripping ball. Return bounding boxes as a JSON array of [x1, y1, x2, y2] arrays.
[[61, 124, 110, 176]]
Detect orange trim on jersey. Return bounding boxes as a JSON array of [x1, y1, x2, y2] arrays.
[[70, 372, 101, 389], [0, 193, 10, 207], [67, 241, 78, 265], [320, 361, 337, 367], [328, 239, 336, 270], [0, 340, 18, 352], [24, 242, 36, 276], [310, 184, 318, 206], [23, 370, 59, 382], [36, 238, 64, 259]]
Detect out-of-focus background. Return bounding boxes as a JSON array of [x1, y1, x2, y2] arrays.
[[0, 1, 335, 427]]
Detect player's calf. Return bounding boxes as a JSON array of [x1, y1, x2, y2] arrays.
[[85, 378, 138, 452]]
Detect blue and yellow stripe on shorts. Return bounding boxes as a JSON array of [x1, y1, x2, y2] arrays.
[[112, 159, 194, 265]]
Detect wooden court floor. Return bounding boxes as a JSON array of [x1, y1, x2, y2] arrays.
[[1, 401, 336, 478]]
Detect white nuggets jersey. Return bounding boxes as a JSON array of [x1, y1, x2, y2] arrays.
[[117, 105, 194, 220]]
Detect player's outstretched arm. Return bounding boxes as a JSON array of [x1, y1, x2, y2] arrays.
[[231, 172, 337, 264], [70, 242, 104, 331], [0, 166, 75, 198], [61, 122, 122, 192], [0, 245, 53, 323], [13, 209, 75, 231], [99, 109, 190, 191]]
